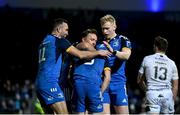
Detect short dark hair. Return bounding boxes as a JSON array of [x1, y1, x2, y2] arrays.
[[81, 29, 98, 38], [154, 36, 168, 52], [53, 18, 68, 29]]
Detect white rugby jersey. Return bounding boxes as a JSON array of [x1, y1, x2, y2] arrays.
[[139, 53, 179, 90]]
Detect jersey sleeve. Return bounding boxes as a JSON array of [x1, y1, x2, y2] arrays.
[[172, 61, 179, 80], [139, 57, 146, 74], [104, 59, 111, 71], [57, 38, 72, 52], [120, 35, 132, 49]]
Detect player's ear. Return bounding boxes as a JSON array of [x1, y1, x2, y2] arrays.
[[57, 26, 61, 33], [113, 24, 117, 31], [82, 38, 85, 42]]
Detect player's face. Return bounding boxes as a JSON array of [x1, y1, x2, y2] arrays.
[[101, 21, 116, 39], [59, 22, 69, 38], [83, 33, 97, 47]]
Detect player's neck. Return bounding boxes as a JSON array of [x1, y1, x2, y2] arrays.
[[106, 33, 117, 42], [52, 33, 61, 39], [156, 51, 165, 54]]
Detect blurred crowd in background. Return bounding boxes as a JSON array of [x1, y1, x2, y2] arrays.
[[0, 79, 35, 113], [0, 79, 179, 114]]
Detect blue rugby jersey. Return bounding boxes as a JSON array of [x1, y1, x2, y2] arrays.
[[106, 35, 131, 84], [72, 44, 109, 85], [36, 34, 71, 87]]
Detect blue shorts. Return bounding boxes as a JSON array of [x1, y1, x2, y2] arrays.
[[36, 82, 65, 105], [72, 81, 103, 113], [109, 83, 128, 106]]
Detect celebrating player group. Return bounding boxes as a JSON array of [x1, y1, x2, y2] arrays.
[[35, 14, 179, 114]]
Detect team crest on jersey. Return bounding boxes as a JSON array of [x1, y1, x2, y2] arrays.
[[113, 40, 119, 47]]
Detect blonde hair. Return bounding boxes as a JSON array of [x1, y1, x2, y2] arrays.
[[100, 14, 116, 26]]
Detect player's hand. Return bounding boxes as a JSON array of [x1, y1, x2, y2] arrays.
[[98, 50, 112, 57], [103, 41, 113, 53]]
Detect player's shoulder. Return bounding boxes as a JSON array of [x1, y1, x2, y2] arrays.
[[143, 54, 155, 61], [163, 56, 177, 69], [40, 34, 52, 46], [119, 35, 130, 41], [43, 34, 53, 41], [44, 34, 66, 44], [166, 56, 176, 66], [117, 34, 131, 48]]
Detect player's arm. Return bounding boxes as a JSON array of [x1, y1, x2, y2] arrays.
[[58, 38, 111, 60], [67, 46, 111, 60], [137, 57, 147, 91], [113, 47, 131, 60], [171, 63, 179, 101], [101, 67, 111, 94], [172, 79, 178, 100], [103, 41, 131, 60], [137, 72, 146, 92]]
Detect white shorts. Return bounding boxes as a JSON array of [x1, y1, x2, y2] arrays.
[[145, 89, 174, 114]]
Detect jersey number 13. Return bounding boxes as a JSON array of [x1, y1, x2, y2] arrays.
[[154, 66, 167, 80]]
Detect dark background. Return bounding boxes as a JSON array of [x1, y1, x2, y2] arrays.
[[0, 0, 180, 113], [1, 7, 179, 84]]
